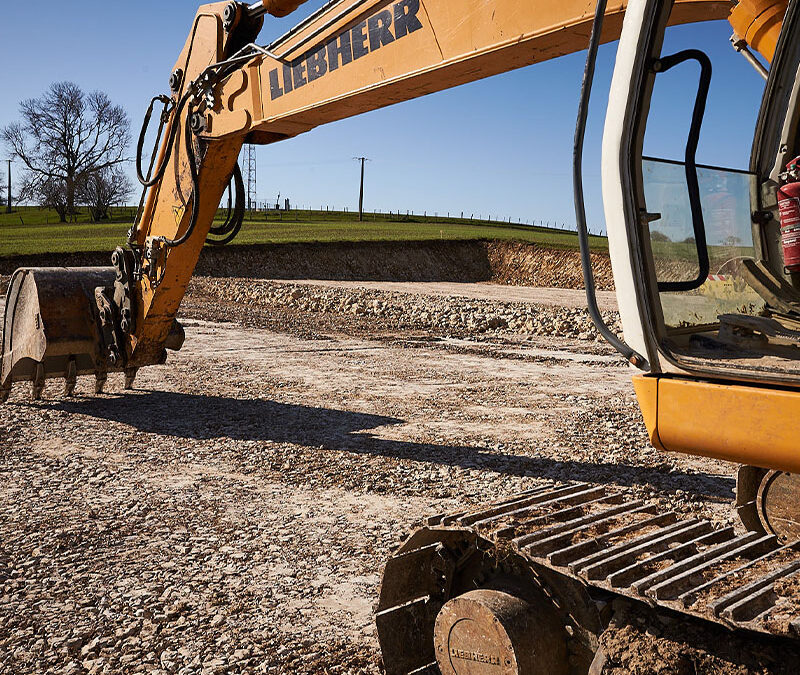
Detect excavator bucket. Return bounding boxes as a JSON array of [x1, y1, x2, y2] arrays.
[[1, 267, 116, 401]]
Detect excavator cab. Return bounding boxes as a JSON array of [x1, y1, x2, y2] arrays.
[[599, 0, 800, 538], [605, 0, 795, 378]]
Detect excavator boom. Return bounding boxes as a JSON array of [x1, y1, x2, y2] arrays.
[[207, 0, 732, 141]]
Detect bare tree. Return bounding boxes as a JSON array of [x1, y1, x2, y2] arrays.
[[2, 82, 130, 222], [31, 177, 71, 221], [79, 166, 133, 222], [0, 167, 5, 207]]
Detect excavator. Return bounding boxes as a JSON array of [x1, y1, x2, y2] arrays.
[[3, 0, 800, 670]]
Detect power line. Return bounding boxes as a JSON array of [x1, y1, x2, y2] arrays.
[[4, 160, 11, 213]]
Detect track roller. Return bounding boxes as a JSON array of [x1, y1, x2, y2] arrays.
[[376, 512, 601, 675]]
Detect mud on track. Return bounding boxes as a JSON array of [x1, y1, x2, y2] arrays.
[[0, 281, 738, 674]]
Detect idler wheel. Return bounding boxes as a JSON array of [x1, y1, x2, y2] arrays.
[[433, 588, 569, 675], [737, 466, 800, 541], [758, 470, 800, 541]]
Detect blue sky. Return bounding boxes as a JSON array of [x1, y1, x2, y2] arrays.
[[0, 1, 768, 233]]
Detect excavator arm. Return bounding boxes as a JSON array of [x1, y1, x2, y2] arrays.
[[0, 0, 753, 399]]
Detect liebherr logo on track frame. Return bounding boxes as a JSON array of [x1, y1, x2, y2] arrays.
[[268, 0, 424, 100], [450, 647, 502, 666]]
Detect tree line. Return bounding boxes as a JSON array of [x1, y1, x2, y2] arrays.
[[1, 81, 133, 223]]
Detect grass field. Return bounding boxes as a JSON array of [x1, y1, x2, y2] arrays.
[[0, 206, 607, 257]]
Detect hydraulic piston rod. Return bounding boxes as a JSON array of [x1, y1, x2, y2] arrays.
[[247, 0, 307, 18]]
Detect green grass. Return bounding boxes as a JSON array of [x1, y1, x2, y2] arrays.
[[0, 206, 607, 257]]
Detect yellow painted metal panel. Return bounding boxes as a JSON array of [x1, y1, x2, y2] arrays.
[[634, 375, 800, 473], [208, 0, 732, 139], [632, 375, 664, 450]]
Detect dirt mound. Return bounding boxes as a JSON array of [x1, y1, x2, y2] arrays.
[[0, 239, 613, 291], [190, 277, 621, 341], [600, 601, 800, 675]]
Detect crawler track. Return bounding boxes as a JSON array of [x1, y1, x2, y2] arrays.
[[377, 482, 800, 674]]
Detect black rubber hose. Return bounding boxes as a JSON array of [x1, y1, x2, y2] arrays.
[[136, 93, 191, 188], [136, 95, 168, 186], [207, 163, 246, 246], [572, 0, 649, 370], [158, 104, 202, 248], [210, 177, 235, 236], [209, 163, 244, 237]]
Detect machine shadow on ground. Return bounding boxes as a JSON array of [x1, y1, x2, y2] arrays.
[[36, 390, 735, 500]]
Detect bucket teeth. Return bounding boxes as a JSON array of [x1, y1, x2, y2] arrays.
[[124, 367, 138, 391], [64, 358, 77, 397], [95, 370, 108, 395], [32, 363, 45, 401]]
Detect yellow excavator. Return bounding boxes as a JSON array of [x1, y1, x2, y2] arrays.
[[3, 0, 800, 671]]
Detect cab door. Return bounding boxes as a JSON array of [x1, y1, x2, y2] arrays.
[[602, 0, 800, 383]]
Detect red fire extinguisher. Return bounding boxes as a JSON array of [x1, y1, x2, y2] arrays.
[[777, 156, 800, 272]]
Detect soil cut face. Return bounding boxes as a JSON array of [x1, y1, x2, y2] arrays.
[[0, 280, 739, 675], [0, 239, 614, 292]]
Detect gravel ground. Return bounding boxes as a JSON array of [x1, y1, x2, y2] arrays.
[[0, 279, 739, 675], [269, 280, 619, 310], [188, 278, 622, 343]]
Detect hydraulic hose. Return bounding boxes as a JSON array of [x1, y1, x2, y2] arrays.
[[157, 104, 202, 249], [136, 92, 192, 188], [137, 91, 245, 249], [572, 0, 649, 370], [211, 177, 235, 236], [207, 163, 246, 246]]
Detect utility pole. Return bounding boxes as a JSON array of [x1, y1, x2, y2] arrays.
[[5, 160, 11, 214], [353, 156, 370, 221]]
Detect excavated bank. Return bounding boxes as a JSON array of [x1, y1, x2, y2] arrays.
[[0, 239, 614, 292]]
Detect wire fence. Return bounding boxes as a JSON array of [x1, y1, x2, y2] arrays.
[[240, 203, 606, 237], [1, 204, 607, 238]]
